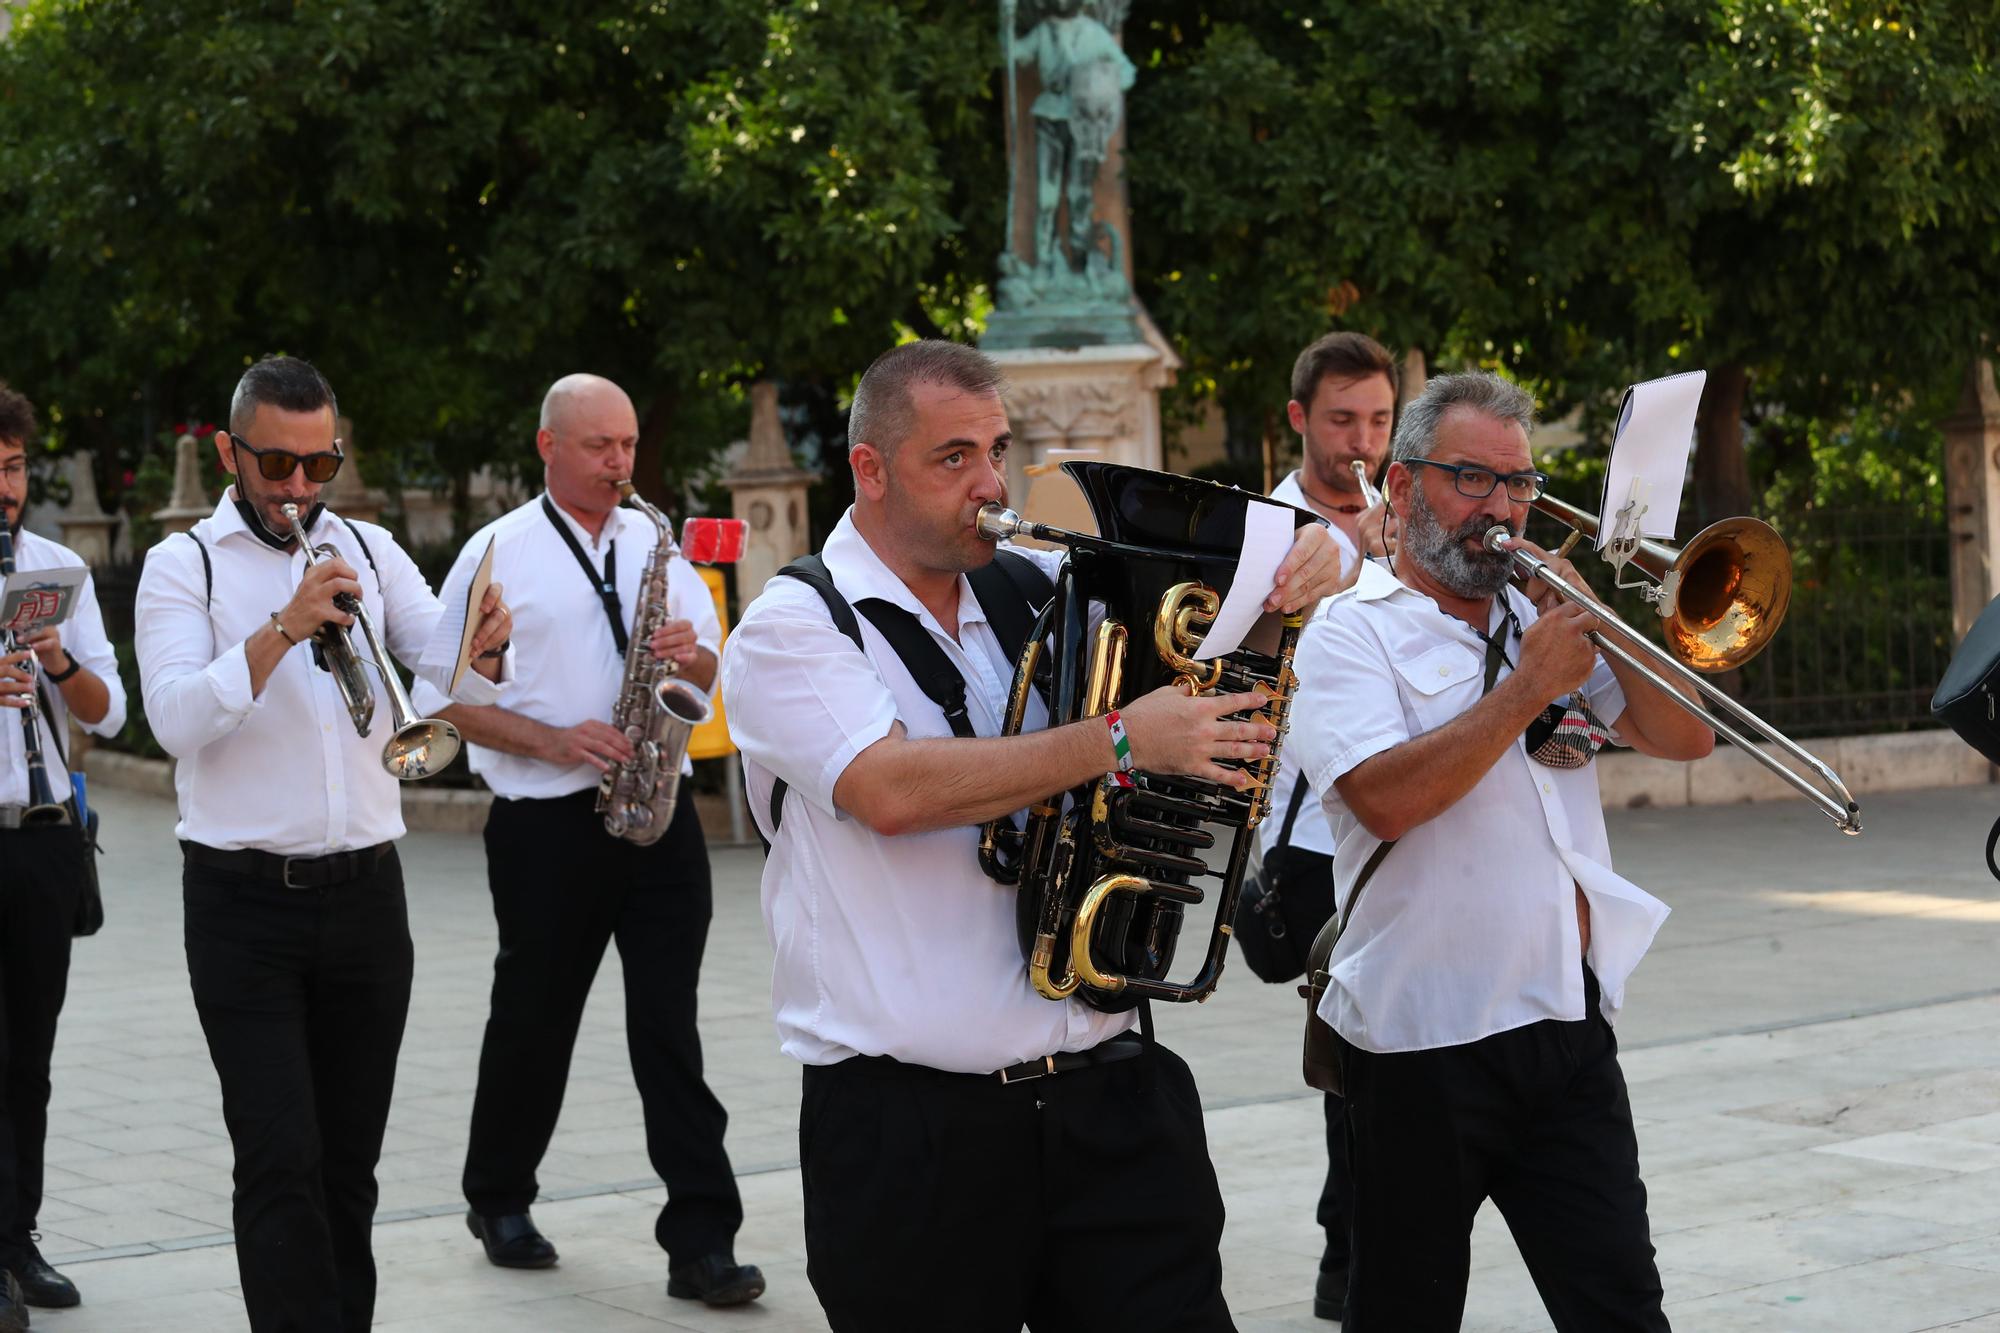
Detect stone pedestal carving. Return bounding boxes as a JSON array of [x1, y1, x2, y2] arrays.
[[723, 381, 813, 606], [320, 415, 383, 524], [1944, 357, 2000, 643], [152, 434, 215, 537], [54, 453, 121, 567], [989, 335, 1180, 514]]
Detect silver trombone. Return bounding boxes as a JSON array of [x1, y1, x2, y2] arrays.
[[1484, 504, 1860, 835], [282, 504, 461, 781]]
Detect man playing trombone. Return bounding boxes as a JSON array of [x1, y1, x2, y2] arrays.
[[134, 356, 513, 1333], [1289, 371, 1713, 1332], [0, 384, 125, 1323]]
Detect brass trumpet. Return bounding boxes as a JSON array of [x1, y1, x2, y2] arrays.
[[282, 504, 461, 781], [1489, 497, 1860, 834]]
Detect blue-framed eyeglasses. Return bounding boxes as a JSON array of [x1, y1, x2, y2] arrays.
[[1405, 458, 1549, 503]]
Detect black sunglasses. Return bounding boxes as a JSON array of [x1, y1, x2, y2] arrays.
[[227, 433, 345, 483], [1405, 458, 1549, 503]]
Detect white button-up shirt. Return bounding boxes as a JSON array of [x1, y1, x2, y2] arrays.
[[135, 494, 511, 856], [1, 528, 126, 805], [409, 494, 721, 801], [1289, 559, 1669, 1054], [722, 510, 1134, 1074], [1261, 470, 1358, 858]]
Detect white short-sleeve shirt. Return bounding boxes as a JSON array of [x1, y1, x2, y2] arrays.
[[1287, 559, 1669, 1054], [0, 528, 127, 806], [1260, 470, 1358, 858], [721, 510, 1134, 1074]]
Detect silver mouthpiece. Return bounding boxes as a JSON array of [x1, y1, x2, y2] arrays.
[[976, 503, 1026, 542], [1483, 525, 1515, 554], [1351, 460, 1382, 509]]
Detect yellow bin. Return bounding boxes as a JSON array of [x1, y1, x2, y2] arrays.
[[688, 565, 735, 761]]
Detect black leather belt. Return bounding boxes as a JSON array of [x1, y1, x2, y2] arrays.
[[181, 841, 391, 889], [996, 1035, 1146, 1085]]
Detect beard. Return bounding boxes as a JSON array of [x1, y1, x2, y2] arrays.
[[1403, 482, 1518, 598]]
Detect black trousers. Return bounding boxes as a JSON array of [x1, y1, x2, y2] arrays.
[[1341, 966, 1669, 1333], [0, 825, 82, 1252], [1275, 848, 1354, 1276], [462, 789, 740, 1264], [183, 844, 413, 1333], [800, 1040, 1233, 1333]]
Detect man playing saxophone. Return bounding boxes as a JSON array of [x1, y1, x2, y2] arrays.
[[412, 373, 761, 1308], [135, 355, 513, 1333]]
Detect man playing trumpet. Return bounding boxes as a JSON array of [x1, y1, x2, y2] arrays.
[[1289, 371, 1713, 1332], [135, 356, 512, 1333]]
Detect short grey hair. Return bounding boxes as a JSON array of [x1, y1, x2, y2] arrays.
[[848, 340, 1006, 455], [1390, 371, 1536, 463]]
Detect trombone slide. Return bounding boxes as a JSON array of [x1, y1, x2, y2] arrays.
[[1486, 528, 1860, 835]]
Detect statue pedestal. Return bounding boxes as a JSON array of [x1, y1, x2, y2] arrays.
[[724, 381, 814, 605], [48, 454, 121, 566], [988, 339, 1180, 510], [152, 434, 215, 538]]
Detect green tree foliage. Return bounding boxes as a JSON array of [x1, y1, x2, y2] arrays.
[[0, 0, 993, 531]]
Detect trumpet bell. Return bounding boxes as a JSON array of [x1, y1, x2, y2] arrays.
[[1660, 518, 1792, 673], [383, 721, 462, 782]]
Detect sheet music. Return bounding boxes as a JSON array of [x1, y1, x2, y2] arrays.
[[1597, 370, 1706, 547], [1193, 500, 1295, 661], [0, 566, 85, 636], [418, 537, 496, 692]]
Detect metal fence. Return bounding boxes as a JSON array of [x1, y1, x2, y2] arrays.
[[1527, 493, 1953, 739]]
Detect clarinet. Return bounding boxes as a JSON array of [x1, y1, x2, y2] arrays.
[[0, 527, 73, 825]]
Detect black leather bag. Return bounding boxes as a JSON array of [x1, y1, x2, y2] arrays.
[[36, 680, 104, 937], [1234, 782, 1319, 984], [1933, 595, 2000, 879]]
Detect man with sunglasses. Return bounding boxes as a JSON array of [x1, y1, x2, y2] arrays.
[[1288, 372, 1713, 1331], [0, 383, 125, 1326], [134, 355, 514, 1333]]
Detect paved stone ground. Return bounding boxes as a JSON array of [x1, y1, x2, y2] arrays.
[[20, 779, 2000, 1330]]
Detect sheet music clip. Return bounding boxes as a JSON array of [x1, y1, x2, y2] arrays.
[[1604, 478, 1653, 594]]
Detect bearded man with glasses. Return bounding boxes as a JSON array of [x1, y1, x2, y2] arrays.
[[1288, 371, 1715, 1332], [134, 355, 515, 1333]]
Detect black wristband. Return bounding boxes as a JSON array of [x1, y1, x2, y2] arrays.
[[477, 639, 511, 661], [44, 651, 80, 684]]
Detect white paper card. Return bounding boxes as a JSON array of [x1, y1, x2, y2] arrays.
[[1597, 370, 1705, 548], [1193, 500, 1295, 661], [0, 566, 85, 636], [418, 536, 496, 690]]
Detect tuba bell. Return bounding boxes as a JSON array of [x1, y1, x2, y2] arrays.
[[976, 462, 1320, 1010]]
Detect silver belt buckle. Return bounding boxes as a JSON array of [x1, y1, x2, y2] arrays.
[[0, 806, 24, 830], [281, 856, 309, 889]]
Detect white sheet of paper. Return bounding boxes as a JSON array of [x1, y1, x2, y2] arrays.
[[1597, 370, 1705, 547], [0, 566, 85, 636], [1193, 500, 1296, 661], [418, 537, 496, 691]]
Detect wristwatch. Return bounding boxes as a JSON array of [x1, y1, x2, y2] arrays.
[[44, 650, 80, 684]]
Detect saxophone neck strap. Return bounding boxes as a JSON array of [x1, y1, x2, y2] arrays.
[[542, 494, 625, 655]]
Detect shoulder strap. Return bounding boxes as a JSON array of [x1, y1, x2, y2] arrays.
[[765, 555, 869, 838], [852, 598, 975, 740], [338, 516, 380, 580], [182, 531, 212, 607], [967, 549, 1054, 663], [1274, 773, 1312, 853], [1305, 836, 1396, 984]]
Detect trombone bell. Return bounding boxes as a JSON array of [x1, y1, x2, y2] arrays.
[[1530, 494, 1791, 673]]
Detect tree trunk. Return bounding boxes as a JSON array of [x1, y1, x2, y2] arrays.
[[632, 389, 678, 509], [1693, 361, 1753, 526]]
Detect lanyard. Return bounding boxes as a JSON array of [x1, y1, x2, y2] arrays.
[[540, 495, 626, 655]]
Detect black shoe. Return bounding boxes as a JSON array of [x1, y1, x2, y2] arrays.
[[667, 1254, 766, 1307], [1314, 1263, 1347, 1321], [3, 1241, 74, 1309], [0, 1269, 26, 1332], [465, 1210, 559, 1269]]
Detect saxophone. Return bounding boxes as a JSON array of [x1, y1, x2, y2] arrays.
[[596, 481, 713, 844]]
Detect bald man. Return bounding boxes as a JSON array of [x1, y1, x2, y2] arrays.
[[413, 375, 762, 1307]]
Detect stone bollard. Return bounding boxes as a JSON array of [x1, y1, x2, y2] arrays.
[[723, 380, 813, 607], [152, 433, 215, 537]]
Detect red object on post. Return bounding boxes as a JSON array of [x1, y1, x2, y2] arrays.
[[679, 516, 747, 565]]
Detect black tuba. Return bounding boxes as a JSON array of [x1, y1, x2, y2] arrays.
[[976, 462, 1319, 1012]]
